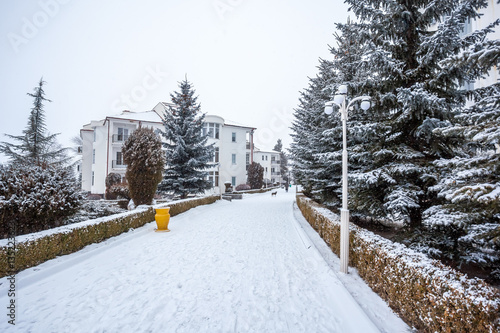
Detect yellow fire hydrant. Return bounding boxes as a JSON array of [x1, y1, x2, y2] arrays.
[[155, 207, 171, 232]]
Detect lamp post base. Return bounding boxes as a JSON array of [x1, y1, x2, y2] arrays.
[[340, 209, 349, 273]]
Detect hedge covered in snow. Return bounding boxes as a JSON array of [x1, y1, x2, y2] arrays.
[[0, 195, 219, 277], [296, 194, 500, 333]]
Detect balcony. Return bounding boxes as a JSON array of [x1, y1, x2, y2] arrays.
[[271, 160, 280, 165], [112, 160, 127, 169], [112, 134, 129, 143]]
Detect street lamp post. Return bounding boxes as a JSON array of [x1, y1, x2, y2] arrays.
[[324, 85, 370, 274]]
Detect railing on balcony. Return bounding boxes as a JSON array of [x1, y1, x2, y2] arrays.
[[112, 134, 130, 143], [246, 142, 253, 150], [271, 172, 281, 176], [271, 160, 280, 165], [112, 160, 127, 169]]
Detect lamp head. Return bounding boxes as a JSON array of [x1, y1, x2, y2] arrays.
[[324, 102, 334, 115], [333, 84, 347, 106], [360, 98, 371, 111], [333, 94, 345, 106], [337, 84, 348, 94]]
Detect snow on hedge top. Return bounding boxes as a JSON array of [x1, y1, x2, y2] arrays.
[[0, 196, 208, 247], [0, 206, 151, 247], [302, 197, 500, 308]]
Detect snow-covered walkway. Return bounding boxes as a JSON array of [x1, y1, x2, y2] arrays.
[[1, 189, 409, 332]]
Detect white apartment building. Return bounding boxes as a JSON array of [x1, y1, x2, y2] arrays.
[[80, 109, 164, 195], [470, 0, 499, 89], [80, 103, 258, 196], [253, 148, 282, 186]]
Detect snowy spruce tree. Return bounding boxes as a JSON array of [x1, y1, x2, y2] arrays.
[[273, 139, 289, 184], [158, 78, 213, 199], [122, 127, 165, 206], [421, 9, 500, 270], [291, 19, 370, 207], [0, 78, 68, 166], [332, 0, 499, 228], [291, 0, 500, 279], [0, 78, 83, 237]]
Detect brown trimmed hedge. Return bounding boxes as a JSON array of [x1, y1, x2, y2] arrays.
[[296, 194, 500, 333], [0, 195, 219, 278]]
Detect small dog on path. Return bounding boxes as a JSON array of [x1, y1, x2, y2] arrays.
[[271, 191, 277, 196]]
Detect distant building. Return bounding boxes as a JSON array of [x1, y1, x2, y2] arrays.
[[469, 1, 499, 89], [442, 1, 499, 91], [79, 103, 265, 196], [253, 148, 281, 186]]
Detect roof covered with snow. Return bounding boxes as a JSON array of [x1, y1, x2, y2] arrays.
[[81, 104, 256, 130], [106, 110, 163, 124], [223, 118, 256, 129]]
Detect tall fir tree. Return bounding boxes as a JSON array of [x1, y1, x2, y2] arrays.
[[420, 5, 500, 269], [0, 78, 67, 166], [291, 0, 500, 278], [291, 19, 370, 207], [273, 139, 289, 184], [340, 0, 499, 227], [158, 78, 213, 199]]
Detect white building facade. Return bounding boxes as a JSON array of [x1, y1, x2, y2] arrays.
[[80, 110, 165, 195], [80, 103, 257, 196], [253, 149, 282, 186], [470, 0, 499, 89]]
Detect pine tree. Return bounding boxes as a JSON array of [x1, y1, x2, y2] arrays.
[[291, 19, 369, 207], [419, 7, 500, 271], [290, 73, 335, 201], [158, 78, 213, 199], [273, 139, 289, 184], [339, 0, 499, 227], [122, 127, 165, 205], [0, 78, 67, 166]]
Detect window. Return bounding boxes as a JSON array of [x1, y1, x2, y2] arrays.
[[117, 128, 129, 141], [246, 153, 250, 165], [231, 176, 236, 186], [232, 132, 236, 142], [208, 171, 219, 187], [265, 155, 268, 161], [116, 152, 123, 165], [93, 130, 96, 142], [203, 123, 220, 139], [92, 149, 95, 164], [232, 154, 236, 164], [213, 147, 219, 163], [271, 156, 275, 162], [271, 167, 275, 173], [91, 171, 94, 186], [262, 156, 264, 161]]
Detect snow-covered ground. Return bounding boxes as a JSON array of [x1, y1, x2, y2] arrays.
[[1, 188, 411, 332]]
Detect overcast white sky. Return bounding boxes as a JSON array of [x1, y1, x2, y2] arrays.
[[0, 0, 350, 163]]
